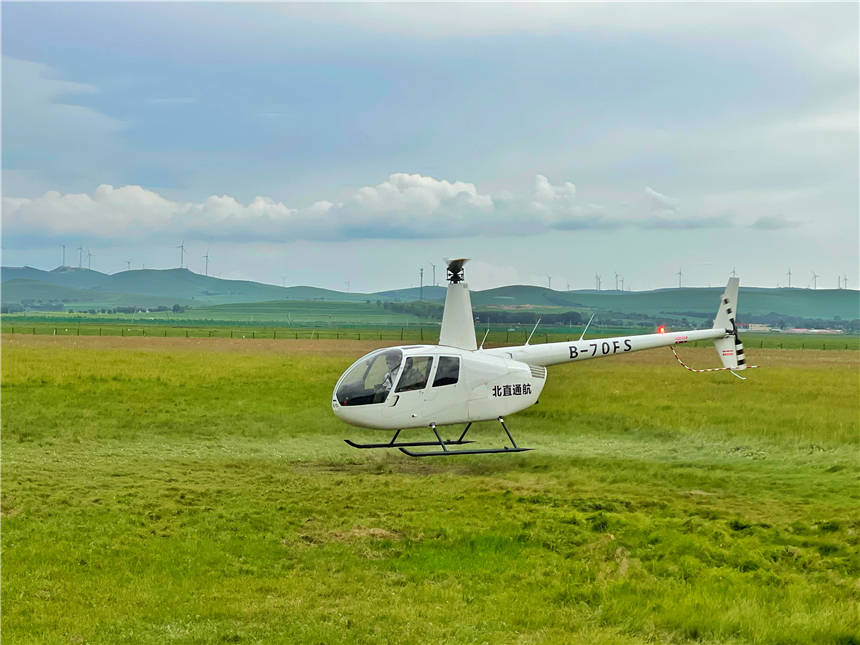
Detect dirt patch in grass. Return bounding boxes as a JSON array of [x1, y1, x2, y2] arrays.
[[330, 527, 402, 542]]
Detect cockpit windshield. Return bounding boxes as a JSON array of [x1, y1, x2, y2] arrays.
[[335, 348, 403, 406]]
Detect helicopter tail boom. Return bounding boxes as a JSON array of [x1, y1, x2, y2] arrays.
[[489, 327, 729, 367], [487, 277, 750, 375]]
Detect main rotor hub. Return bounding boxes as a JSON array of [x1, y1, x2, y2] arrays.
[[446, 258, 468, 284]]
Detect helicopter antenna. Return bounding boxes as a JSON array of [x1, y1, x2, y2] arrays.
[[525, 318, 541, 345], [579, 312, 596, 341], [479, 328, 490, 350]]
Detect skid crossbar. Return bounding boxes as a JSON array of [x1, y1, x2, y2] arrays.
[[398, 417, 532, 457], [344, 428, 474, 450], [345, 418, 532, 457]]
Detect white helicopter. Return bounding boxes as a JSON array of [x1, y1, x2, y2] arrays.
[[332, 259, 754, 457]]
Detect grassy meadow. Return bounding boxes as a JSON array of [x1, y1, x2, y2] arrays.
[[2, 334, 858, 644]]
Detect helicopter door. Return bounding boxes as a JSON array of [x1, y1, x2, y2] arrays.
[[390, 356, 434, 421], [424, 356, 465, 425]]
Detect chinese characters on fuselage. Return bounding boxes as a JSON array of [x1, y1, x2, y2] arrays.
[[491, 384, 532, 397]]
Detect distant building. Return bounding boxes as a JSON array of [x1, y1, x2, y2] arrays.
[[741, 323, 772, 332], [786, 328, 844, 334]]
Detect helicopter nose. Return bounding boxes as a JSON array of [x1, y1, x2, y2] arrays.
[[331, 398, 353, 424]]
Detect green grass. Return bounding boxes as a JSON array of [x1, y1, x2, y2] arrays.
[[2, 337, 858, 644]]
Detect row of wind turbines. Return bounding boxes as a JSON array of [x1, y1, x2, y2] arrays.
[[60, 242, 212, 276], [783, 268, 850, 290], [408, 265, 849, 293], [59, 244, 851, 292]]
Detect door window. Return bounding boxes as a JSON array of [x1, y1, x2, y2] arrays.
[[432, 356, 460, 387], [395, 356, 433, 392]]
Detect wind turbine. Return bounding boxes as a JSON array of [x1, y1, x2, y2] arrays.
[[177, 241, 185, 268], [420, 267, 424, 301], [203, 252, 210, 276], [594, 273, 601, 291], [77, 246, 84, 268], [614, 272, 620, 291], [786, 268, 792, 288], [547, 275, 552, 290], [430, 263, 437, 287], [811, 271, 819, 290], [127, 260, 132, 271], [61, 244, 66, 267], [87, 250, 93, 270], [676, 268, 683, 289]]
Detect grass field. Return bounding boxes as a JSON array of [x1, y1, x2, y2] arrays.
[[2, 335, 858, 644]]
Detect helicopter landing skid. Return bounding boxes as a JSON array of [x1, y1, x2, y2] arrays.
[[344, 427, 475, 450], [398, 418, 533, 457]]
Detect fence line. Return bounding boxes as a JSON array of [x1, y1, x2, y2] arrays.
[[1, 323, 856, 350]]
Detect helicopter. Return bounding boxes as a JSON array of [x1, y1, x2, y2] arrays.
[[332, 259, 754, 457]]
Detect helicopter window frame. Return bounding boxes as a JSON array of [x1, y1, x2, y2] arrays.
[[395, 356, 434, 393], [432, 356, 460, 387]]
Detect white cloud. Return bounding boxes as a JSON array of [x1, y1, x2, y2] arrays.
[[785, 110, 860, 135], [645, 186, 679, 212], [532, 175, 576, 210], [751, 214, 800, 230], [351, 173, 493, 215], [2, 172, 750, 244], [280, 2, 856, 66]]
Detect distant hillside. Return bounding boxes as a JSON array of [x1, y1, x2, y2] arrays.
[[374, 285, 446, 302], [2, 265, 857, 321], [472, 285, 859, 320], [1, 266, 436, 306], [0, 278, 196, 309], [2, 279, 97, 302], [0, 266, 361, 305], [183, 300, 439, 326]]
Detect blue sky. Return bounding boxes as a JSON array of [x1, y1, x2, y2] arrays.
[[2, 3, 857, 291]]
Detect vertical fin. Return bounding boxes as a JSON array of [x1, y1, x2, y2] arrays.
[[439, 259, 477, 350], [713, 277, 742, 369]]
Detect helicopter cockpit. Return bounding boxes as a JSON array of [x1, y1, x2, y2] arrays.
[[335, 348, 403, 406]]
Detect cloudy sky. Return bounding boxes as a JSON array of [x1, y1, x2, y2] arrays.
[[2, 3, 857, 291]]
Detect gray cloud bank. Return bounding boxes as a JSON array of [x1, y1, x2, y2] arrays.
[[3, 173, 742, 245]]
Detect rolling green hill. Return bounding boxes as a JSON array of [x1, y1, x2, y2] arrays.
[[1, 266, 436, 306], [181, 300, 438, 325], [2, 265, 857, 322], [472, 285, 859, 320], [0, 279, 197, 309]]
